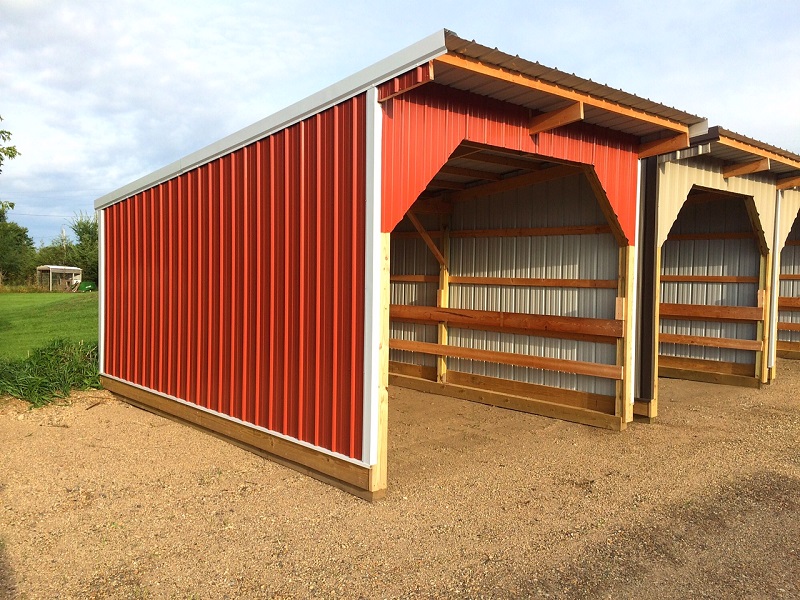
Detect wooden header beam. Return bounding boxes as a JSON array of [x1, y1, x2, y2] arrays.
[[438, 165, 503, 181], [435, 53, 690, 135], [448, 164, 580, 202], [722, 158, 770, 179], [717, 135, 800, 172], [529, 102, 584, 135]]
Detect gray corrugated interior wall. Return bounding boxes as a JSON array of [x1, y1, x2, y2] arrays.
[[659, 197, 759, 364], [779, 215, 800, 343], [390, 173, 618, 397]]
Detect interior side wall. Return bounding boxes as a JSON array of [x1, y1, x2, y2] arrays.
[[390, 173, 618, 398], [659, 198, 760, 365], [103, 94, 368, 460], [779, 217, 800, 343]]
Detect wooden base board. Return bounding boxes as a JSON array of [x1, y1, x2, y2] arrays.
[[657, 367, 761, 389], [101, 376, 383, 501], [777, 341, 800, 360], [389, 373, 624, 431]]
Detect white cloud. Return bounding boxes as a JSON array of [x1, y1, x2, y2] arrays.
[[1, 0, 798, 243]]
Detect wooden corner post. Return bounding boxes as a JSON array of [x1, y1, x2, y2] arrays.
[[616, 245, 635, 425], [437, 227, 450, 382]]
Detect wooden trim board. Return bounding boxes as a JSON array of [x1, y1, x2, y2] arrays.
[[389, 373, 624, 431], [776, 340, 800, 360], [657, 356, 759, 388], [101, 376, 381, 501]]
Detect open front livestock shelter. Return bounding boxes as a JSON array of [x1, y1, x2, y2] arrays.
[[96, 30, 799, 498], [635, 129, 800, 418]]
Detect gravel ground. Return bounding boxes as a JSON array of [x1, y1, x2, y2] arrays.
[[1, 360, 799, 599]]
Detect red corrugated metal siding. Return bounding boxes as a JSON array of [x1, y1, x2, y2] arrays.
[[103, 95, 366, 459], [381, 83, 639, 242], [377, 64, 433, 101]]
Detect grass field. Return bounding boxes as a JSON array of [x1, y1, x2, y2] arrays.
[[0, 293, 99, 360]]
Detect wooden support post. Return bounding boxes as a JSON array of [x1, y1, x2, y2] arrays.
[[616, 245, 634, 423], [369, 232, 390, 495], [436, 227, 450, 383], [759, 252, 772, 384]]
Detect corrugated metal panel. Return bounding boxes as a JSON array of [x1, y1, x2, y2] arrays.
[[656, 157, 777, 250], [389, 172, 619, 397], [381, 83, 639, 242], [103, 95, 367, 460], [448, 174, 617, 395], [659, 196, 759, 364], [779, 206, 800, 343]]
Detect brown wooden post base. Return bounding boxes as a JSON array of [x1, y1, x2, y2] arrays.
[[101, 376, 384, 501]]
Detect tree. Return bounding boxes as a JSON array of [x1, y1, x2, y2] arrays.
[[1, 115, 20, 199], [0, 204, 35, 285], [69, 213, 98, 283]]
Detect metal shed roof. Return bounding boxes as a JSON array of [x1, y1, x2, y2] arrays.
[[96, 28, 710, 210]]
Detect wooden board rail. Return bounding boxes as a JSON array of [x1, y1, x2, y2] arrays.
[[665, 232, 756, 241], [389, 338, 623, 380], [388, 275, 618, 288], [660, 275, 759, 284], [390, 304, 623, 340], [659, 302, 763, 323], [658, 332, 762, 352], [778, 274, 800, 281], [777, 322, 800, 332], [391, 225, 613, 239], [778, 297, 800, 310]]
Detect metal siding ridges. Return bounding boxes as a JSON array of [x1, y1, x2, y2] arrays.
[[102, 94, 366, 460], [381, 84, 639, 243]]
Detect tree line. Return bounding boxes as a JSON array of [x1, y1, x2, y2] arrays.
[[1, 116, 99, 287]]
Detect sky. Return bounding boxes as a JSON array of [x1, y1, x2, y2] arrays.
[[1, 0, 798, 245]]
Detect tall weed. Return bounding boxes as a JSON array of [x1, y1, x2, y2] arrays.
[[0, 339, 101, 407]]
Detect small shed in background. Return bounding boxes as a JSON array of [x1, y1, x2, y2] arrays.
[[36, 265, 82, 291]]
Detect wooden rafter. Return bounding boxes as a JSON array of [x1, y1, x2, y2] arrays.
[[438, 165, 503, 181], [456, 148, 545, 171], [777, 175, 800, 190], [722, 158, 770, 179], [528, 102, 584, 135], [718, 134, 800, 172], [435, 53, 689, 135], [638, 133, 689, 159], [405, 210, 445, 266], [428, 179, 467, 190], [448, 164, 580, 202]]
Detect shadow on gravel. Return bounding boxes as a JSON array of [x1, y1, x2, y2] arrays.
[[526, 471, 800, 599], [0, 536, 16, 599]]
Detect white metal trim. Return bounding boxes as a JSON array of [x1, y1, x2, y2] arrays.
[[629, 162, 641, 405], [100, 374, 370, 468], [94, 30, 447, 211], [362, 86, 382, 466], [98, 209, 106, 373]]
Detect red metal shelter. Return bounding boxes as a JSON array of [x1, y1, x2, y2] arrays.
[[96, 30, 705, 498]]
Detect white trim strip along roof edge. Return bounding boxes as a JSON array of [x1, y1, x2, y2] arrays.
[[94, 29, 449, 210]]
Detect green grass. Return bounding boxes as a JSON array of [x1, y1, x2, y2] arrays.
[[0, 293, 98, 360]]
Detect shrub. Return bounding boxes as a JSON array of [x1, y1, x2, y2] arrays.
[[0, 339, 101, 407]]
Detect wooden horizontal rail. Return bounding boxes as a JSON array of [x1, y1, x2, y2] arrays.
[[779, 274, 800, 281], [658, 355, 755, 377], [390, 274, 439, 283], [391, 224, 613, 239], [659, 303, 763, 323], [778, 322, 800, 332], [390, 304, 624, 339], [659, 332, 762, 352], [389, 373, 624, 430], [778, 297, 800, 310], [776, 341, 800, 360], [666, 232, 756, 241], [660, 275, 759, 284], [389, 338, 623, 380], [449, 276, 618, 289], [784, 240, 800, 246]]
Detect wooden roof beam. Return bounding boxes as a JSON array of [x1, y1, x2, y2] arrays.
[[717, 135, 800, 172], [528, 102, 584, 135], [722, 158, 770, 179], [438, 165, 503, 181], [436, 53, 689, 135], [638, 133, 689, 159], [777, 175, 800, 190], [449, 164, 581, 203], [428, 179, 468, 190]]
